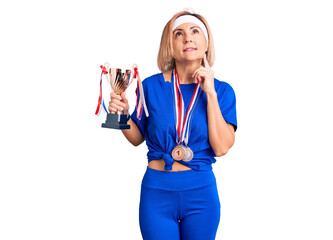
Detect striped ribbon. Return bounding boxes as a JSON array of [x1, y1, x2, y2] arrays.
[[95, 65, 109, 115], [134, 66, 149, 120], [172, 68, 202, 145]]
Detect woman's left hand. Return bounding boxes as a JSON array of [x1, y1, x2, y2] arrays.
[[192, 55, 215, 94]]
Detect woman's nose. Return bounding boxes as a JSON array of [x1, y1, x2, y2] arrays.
[[184, 34, 193, 44]]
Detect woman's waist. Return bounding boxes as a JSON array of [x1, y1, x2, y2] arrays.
[[141, 165, 216, 191], [147, 148, 215, 160], [148, 159, 192, 172]]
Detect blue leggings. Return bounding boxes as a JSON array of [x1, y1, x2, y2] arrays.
[[139, 167, 221, 240]]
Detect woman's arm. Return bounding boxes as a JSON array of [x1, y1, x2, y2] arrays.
[[109, 91, 145, 147], [121, 118, 145, 146], [206, 92, 235, 156], [193, 56, 235, 156]]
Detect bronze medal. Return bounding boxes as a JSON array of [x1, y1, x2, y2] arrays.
[[171, 145, 186, 161], [183, 146, 194, 162]]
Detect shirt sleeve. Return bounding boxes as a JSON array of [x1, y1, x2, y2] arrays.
[[130, 84, 148, 137], [217, 83, 237, 132]]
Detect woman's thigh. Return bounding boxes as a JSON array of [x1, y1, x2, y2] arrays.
[[179, 183, 221, 240], [139, 186, 181, 240]]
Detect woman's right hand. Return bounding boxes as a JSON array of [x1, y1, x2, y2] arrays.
[[109, 91, 144, 146], [108, 91, 130, 114]]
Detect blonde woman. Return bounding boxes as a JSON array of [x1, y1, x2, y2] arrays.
[[109, 11, 237, 240]]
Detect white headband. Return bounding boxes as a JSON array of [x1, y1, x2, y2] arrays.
[[173, 15, 209, 43]]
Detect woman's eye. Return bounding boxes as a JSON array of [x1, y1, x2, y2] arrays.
[[175, 32, 183, 37], [193, 29, 199, 34]]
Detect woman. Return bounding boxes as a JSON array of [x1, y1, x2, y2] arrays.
[[109, 11, 237, 240]]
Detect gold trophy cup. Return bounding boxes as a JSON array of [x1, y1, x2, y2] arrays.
[[101, 63, 135, 129]]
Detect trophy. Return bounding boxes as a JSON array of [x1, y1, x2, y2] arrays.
[[96, 62, 135, 129], [95, 62, 148, 130]]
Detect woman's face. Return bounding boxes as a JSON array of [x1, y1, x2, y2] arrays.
[[172, 22, 208, 64]]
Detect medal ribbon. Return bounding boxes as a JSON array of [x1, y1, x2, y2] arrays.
[[172, 68, 202, 145], [95, 65, 109, 115], [134, 66, 149, 120]]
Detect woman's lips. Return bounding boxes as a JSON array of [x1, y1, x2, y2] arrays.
[[183, 47, 197, 52]]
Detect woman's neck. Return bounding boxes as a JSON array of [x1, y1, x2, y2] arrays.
[[175, 60, 202, 84]]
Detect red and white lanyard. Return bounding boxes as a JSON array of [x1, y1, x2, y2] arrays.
[[172, 68, 202, 146]]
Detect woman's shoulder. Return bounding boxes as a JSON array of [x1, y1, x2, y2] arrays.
[[142, 72, 164, 84], [214, 78, 235, 93]]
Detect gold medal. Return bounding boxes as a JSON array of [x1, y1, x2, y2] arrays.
[[171, 145, 186, 161], [183, 146, 193, 162]]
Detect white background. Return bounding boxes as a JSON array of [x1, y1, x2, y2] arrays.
[[1, 0, 332, 239]]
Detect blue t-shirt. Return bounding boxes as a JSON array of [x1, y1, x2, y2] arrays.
[[131, 73, 237, 171]]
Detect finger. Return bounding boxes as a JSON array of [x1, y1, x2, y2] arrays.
[[120, 91, 126, 99], [110, 98, 126, 108], [108, 103, 117, 114], [192, 67, 204, 78], [193, 70, 201, 82], [108, 107, 116, 114], [194, 72, 204, 84], [120, 91, 128, 103], [193, 69, 206, 81], [110, 91, 122, 100], [109, 102, 124, 112], [194, 74, 202, 84]]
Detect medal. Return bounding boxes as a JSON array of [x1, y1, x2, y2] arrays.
[[171, 69, 202, 162], [171, 145, 186, 161], [182, 146, 193, 162]]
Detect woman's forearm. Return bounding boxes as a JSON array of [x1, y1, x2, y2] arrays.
[[206, 91, 235, 156], [121, 118, 145, 147]]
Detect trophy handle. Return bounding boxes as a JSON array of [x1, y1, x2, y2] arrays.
[[104, 62, 110, 70], [103, 62, 111, 85], [128, 64, 138, 86]]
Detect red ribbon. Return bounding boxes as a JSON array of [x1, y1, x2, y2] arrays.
[[100, 65, 108, 75], [134, 67, 138, 79], [95, 65, 109, 115]]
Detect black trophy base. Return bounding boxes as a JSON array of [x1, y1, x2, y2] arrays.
[[101, 113, 131, 129]]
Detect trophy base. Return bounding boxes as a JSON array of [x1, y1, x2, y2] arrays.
[[101, 113, 131, 129]]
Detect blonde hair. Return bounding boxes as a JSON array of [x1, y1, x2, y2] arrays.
[[157, 11, 215, 72]]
